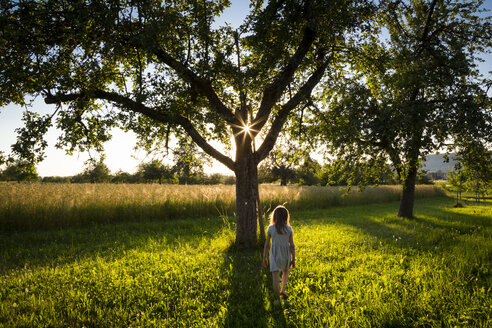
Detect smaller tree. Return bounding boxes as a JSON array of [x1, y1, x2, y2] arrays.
[[138, 160, 175, 184], [296, 155, 321, 186], [111, 170, 137, 184], [224, 175, 236, 185], [459, 142, 492, 202], [312, 0, 492, 217], [173, 138, 210, 185], [206, 173, 225, 185], [447, 163, 466, 206], [75, 158, 111, 183], [260, 140, 302, 186], [416, 170, 433, 185], [446, 141, 492, 204], [0, 160, 39, 182]]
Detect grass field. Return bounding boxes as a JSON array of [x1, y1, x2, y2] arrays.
[[0, 183, 444, 232], [0, 186, 490, 327]]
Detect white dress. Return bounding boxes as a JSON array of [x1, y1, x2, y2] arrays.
[[267, 224, 293, 272]]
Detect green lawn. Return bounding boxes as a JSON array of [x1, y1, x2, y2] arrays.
[[1, 196, 490, 327]]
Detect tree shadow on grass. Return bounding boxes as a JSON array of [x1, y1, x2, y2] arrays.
[[334, 197, 491, 254], [0, 215, 226, 273], [222, 244, 289, 328]]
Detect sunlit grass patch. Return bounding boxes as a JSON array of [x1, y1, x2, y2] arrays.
[[1, 218, 236, 327], [286, 197, 491, 327]]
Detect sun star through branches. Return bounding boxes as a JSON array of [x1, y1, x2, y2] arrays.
[[231, 116, 259, 146]]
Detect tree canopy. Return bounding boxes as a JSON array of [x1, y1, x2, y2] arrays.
[[312, 0, 492, 217], [1, 0, 373, 246], [5, 0, 488, 239]]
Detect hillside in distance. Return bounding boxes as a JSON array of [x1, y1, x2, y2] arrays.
[[422, 154, 457, 173]]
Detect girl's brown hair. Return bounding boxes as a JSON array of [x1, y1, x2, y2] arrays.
[[270, 205, 290, 234]]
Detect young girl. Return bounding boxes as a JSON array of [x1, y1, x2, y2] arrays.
[[262, 205, 296, 300]]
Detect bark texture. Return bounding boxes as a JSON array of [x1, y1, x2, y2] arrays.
[[234, 139, 259, 247], [398, 165, 417, 218]]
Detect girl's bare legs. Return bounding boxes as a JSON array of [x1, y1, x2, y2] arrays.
[[281, 268, 289, 296], [272, 271, 281, 300]]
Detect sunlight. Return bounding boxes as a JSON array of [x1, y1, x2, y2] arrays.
[[231, 116, 259, 143], [242, 124, 251, 134]]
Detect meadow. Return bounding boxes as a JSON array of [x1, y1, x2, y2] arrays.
[[0, 183, 444, 232], [0, 184, 490, 327]]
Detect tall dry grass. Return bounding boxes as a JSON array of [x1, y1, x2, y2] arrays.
[[259, 184, 444, 211], [0, 183, 445, 232]]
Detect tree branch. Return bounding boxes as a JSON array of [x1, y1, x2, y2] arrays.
[[420, 0, 438, 48], [252, 0, 317, 134], [256, 58, 330, 162], [176, 116, 235, 171], [386, 1, 412, 40], [152, 48, 238, 125], [411, 0, 438, 102], [44, 90, 235, 170], [45, 90, 172, 123]]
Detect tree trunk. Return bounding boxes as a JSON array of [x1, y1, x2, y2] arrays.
[[235, 153, 258, 247], [398, 165, 417, 218], [233, 124, 260, 247]]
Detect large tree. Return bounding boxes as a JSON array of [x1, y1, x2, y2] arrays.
[[0, 0, 371, 246], [313, 0, 492, 217]]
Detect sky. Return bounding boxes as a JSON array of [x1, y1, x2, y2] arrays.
[[1, 0, 491, 177]]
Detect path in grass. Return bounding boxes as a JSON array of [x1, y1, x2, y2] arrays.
[[1, 196, 490, 327]]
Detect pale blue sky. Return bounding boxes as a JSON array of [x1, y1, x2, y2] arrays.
[[1, 0, 491, 177]]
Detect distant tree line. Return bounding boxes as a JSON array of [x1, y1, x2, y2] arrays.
[[0, 158, 236, 185], [0, 154, 427, 186], [2, 152, 489, 191], [258, 154, 434, 186]]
